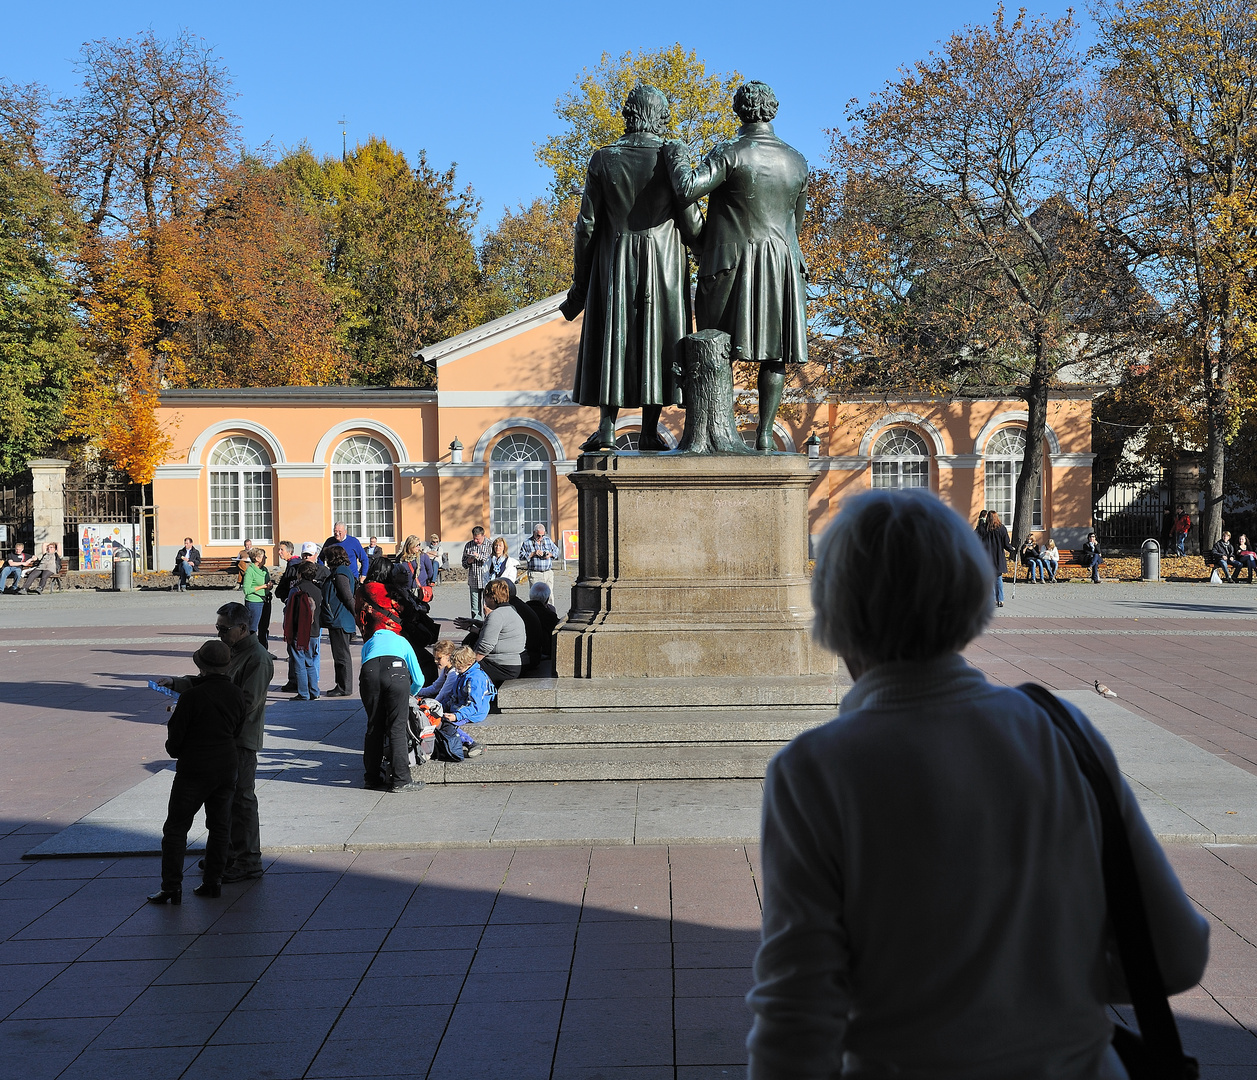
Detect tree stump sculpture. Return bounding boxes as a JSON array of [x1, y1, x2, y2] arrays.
[[675, 330, 755, 455]]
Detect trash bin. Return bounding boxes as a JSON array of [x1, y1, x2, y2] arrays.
[[1140, 538, 1160, 582], [112, 551, 133, 592]]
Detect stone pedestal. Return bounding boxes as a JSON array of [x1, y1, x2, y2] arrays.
[[553, 453, 836, 680], [28, 458, 70, 552]]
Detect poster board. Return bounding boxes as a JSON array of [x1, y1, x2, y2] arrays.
[[80, 524, 138, 571], [561, 529, 579, 565]]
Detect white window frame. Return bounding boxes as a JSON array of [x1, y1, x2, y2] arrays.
[[984, 427, 1043, 529], [490, 433, 551, 548], [331, 436, 395, 543], [870, 428, 930, 490], [208, 437, 274, 544]]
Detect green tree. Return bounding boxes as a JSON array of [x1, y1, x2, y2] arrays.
[[479, 197, 577, 316], [281, 138, 482, 385], [537, 44, 742, 202], [0, 135, 82, 480]]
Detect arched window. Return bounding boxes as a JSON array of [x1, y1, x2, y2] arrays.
[[490, 433, 550, 545], [208, 437, 273, 544], [870, 428, 930, 490], [332, 436, 395, 542], [984, 427, 1042, 529]]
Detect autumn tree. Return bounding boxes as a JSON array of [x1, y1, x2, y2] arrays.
[[1094, 0, 1257, 547], [820, 6, 1151, 545], [479, 197, 577, 316], [280, 138, 482, 385], [537, 44, 742, 203], [0, 134, 82, 479]]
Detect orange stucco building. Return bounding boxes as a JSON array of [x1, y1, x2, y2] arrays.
[[152, 293, 1096, 569]]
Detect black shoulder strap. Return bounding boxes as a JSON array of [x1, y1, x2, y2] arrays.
[[1019, 683, 1195, 1080]]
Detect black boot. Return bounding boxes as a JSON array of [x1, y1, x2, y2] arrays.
[[147, 887, 182, 905], [193, 880, 222, 898]]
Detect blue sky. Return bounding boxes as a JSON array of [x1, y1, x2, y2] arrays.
[[1, 1, 1084, 233]]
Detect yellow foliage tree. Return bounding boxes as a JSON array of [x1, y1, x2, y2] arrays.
[[1096, 0, 1257, 545], [537, 44, 742, 202]]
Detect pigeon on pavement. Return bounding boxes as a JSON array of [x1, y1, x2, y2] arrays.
[[1094, 680, 1117, 699]]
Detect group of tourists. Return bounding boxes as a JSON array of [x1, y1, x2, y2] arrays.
[[0, 541, 63, 595], [975, 511, 1107, 600], [147, 517, 565, 900]]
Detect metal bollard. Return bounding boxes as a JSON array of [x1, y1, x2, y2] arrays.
[[112, 551, 133, 591], [1140, 538, 1161, 582]]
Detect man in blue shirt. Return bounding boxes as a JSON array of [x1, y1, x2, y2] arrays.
[[320, 522, 369, 581], [359, 627, 425, 792], [518, 523, 561, 589]]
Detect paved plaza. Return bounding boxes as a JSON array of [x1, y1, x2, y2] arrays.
[[2, 581, 1257, 1076]]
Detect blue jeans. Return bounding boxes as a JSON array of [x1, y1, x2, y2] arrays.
[[994, 574, 1005, 604], [0, 567, 21, 592], [1086, 553, 1103, 581], [1043, 560, 1058, 581], [246, 600, 263, 634], [293, 642, 320, 699], [1024, 558, 1044, 582], [1177, 532, 1187, 556], [469, 587, 485, 620]]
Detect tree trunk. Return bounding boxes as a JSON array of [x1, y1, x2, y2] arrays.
[[677, 330, 754, 455], [1012, 345, 1049, 547], [1205, 390, 1226, 550]]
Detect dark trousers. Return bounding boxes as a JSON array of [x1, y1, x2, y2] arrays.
[[227, 747, 262, 874], [22, 570, 53, 592], [285, 643, 296, 687], [258, 596, 272, 650], [328, 626, 353, 693], [161, 765, 237, 890], [360, 655, 413, 788], [478, 655, 520, 687]]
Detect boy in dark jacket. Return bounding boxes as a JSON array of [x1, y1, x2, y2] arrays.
[[148, 640, 245, 904]]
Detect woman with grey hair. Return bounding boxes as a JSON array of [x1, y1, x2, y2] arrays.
[[748, 489, 1208, 1079]]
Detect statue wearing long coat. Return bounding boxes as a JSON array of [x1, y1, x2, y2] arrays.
[[561, 132, 704, 409], [665, 123, 808, 364]]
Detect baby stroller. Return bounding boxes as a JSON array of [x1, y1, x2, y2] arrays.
[[375, 698, 441, 787]]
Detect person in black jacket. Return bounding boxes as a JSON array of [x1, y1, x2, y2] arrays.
[[1211, 531, 1241, 582], [1082, 532, 1104, 584], [322, 546, 358, 696], [173, 538, 201, 592], [976, 510, 1016, 607], [148, 640, 245, 905]]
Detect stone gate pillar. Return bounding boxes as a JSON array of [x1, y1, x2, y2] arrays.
[[28, 458, 70, 552]]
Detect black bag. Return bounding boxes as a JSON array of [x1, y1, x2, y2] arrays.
[[1019, 684, 1199, 1080]]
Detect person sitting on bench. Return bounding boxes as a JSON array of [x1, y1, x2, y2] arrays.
[[22, 543, 62, 594]]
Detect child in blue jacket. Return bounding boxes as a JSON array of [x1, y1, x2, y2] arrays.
[[434, 645, 494, 761]]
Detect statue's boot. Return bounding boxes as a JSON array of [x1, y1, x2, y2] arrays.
[[579, 407, 618, 452], [637, 405, 666, 451], [756, 363, 786, 451]]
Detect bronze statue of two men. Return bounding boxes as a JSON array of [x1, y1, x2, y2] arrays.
[[560, 81, 809, 454]]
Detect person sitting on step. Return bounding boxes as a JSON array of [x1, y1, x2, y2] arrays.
[[434, 645, 494, 762]]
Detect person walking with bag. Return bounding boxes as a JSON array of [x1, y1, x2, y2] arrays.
[[748, 490, 1208, 1080], [976, 510, 1015, 607]]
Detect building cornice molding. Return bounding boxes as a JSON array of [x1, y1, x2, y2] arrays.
[[160, 387, 435, 405]]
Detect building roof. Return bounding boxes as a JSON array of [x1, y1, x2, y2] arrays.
[[159, 386, 435, 405], [418, 293, 568, 368]]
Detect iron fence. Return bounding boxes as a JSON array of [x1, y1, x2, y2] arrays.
[[0, 480, 33, 552], [1092, 473, 1168, 551]]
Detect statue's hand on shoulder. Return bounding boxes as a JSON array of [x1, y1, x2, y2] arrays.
[[559, 288, 584, 321]]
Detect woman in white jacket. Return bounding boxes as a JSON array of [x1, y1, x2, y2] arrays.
[[748, 491, 1208, 1080]]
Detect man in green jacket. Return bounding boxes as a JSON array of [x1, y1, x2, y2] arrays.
[[160, 601, 274, 882]]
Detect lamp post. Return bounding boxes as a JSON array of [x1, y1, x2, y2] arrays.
[[449, 437, 463, 465], [806, 432, 822, 460]]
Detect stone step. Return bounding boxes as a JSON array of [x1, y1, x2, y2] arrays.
[[496, 675, 849, 712], [472, 708, 835, 748], [419, 743, 786, 785]]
